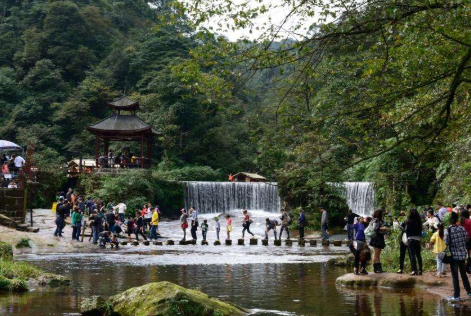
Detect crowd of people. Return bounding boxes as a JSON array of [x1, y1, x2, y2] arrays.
[[1, 153, 25, 188], [345, 203, 471, 302], [177, 207, 306, 242], [53, 188, 161, 248]]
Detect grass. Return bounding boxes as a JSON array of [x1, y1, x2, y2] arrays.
[[15, 238, 31, 249], [0, 242, 69, 292]]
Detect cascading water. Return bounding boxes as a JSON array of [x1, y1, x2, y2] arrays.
[[343, 182, 375, 216], [183, 181, 282, 214]]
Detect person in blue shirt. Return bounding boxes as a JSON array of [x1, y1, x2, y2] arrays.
[[349, 217, 371, 275]]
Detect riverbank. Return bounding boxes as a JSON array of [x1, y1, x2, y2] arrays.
[[337, 272, 471, 306], [0, 242, 69, 292], [0, 209, 95, 254]]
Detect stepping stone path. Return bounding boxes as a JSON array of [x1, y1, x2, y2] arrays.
[[214, 240, 221, 246], [250, 239, 258, 245], [225, 239, 232, 246], [238, 239, 244, 245]]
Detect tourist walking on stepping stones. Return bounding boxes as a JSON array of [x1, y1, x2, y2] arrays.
[[242, 210, 254, 238], [226, 215, 232, 240], [298, 209, 306, 239], [126, 216, 135, 240], [134, 212, 147, 241], [149, 207, 159, 240], [201, 219, 208, 241], [215, 217, 220, 240], [321, 208, 329, 240], [145, 204, 153, 232], [430, 223, 446, 277], [180, 209, 188, 241], [445, 212, 471, 302], [190, 207, 198, 240], [265, 218, 277, 240], [404, 209, 423, 276], [279, 209, 291, 240], [368, 209, 389, 273]]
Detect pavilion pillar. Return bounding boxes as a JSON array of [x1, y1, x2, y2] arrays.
[[94, 136, 99, 167], [140, 134, 144, 169], [147, 137, 152, 167], [104, 139, 109, 156]]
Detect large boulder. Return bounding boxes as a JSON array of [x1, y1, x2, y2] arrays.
[[80, 296, 108, 316], [109, 281, 246, 316]]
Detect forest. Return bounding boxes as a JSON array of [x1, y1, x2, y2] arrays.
[[1, 0, 470, 224]]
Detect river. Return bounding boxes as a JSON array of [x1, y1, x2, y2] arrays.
[[0, 211, 468, 315]]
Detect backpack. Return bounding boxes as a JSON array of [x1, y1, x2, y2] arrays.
[[287, 214, 292, 225], [434, 213, 442, 223], [364, 223, 376, 239]]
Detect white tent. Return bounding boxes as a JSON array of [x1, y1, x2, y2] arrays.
[[0, 140, 22, 151]]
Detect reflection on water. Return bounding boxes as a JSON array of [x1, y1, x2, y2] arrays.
[[0, 253, 469, 316]]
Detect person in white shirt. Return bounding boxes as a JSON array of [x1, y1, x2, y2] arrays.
[[115, 202, 127, 223], [13, 155, 25, 168], [423, 210, 440, 232]]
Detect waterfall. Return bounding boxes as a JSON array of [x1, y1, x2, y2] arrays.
[[183, 181, 282, 214], [343, 182, 375, 216]]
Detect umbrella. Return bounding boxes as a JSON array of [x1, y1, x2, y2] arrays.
[[0, 140, 22, 151]]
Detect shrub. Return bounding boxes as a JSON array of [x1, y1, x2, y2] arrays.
[[15, 238, 31, 249], [0, 242, 13, 261]]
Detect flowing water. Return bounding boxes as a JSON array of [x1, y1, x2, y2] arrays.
[[0, 211, 468, 316], [183, 182, 282, 214], [344, 182, 375, 217]]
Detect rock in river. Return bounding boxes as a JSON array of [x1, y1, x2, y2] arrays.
[[81, 281, 247, 316]]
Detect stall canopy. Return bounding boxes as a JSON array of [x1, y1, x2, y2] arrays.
[[0, 140, 22, 151]]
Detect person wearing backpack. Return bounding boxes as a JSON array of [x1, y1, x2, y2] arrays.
[[397, 215, 409, 274], [279, 209, 291, 240], [368, 209, 389, 273], [242, 210, 254, 238], [445, 212, 471, 302], [350, 217, 371, 275]]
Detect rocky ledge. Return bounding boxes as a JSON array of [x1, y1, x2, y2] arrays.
[[81, 281, 247, 316], [336, 272, 445, 289]]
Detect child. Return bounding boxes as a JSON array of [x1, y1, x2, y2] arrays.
[[226, 215, 232, 240], [201, 219, 209, 241], [214, 217, 220, 240], [430, 223, 446, 277], [392, 217, 400, 230], [110, 234, 119, 249]]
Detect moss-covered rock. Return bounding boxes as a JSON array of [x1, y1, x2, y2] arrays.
[[327, 254, 354, 268], [36, 273, 71, 286], [379, 276, 416, 288], [336, 274, 378, 288], [80, 296, 108, 316], [108, 281, 246, 316], [0, 275, 28, 292], [0, 242, 13, 261]]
